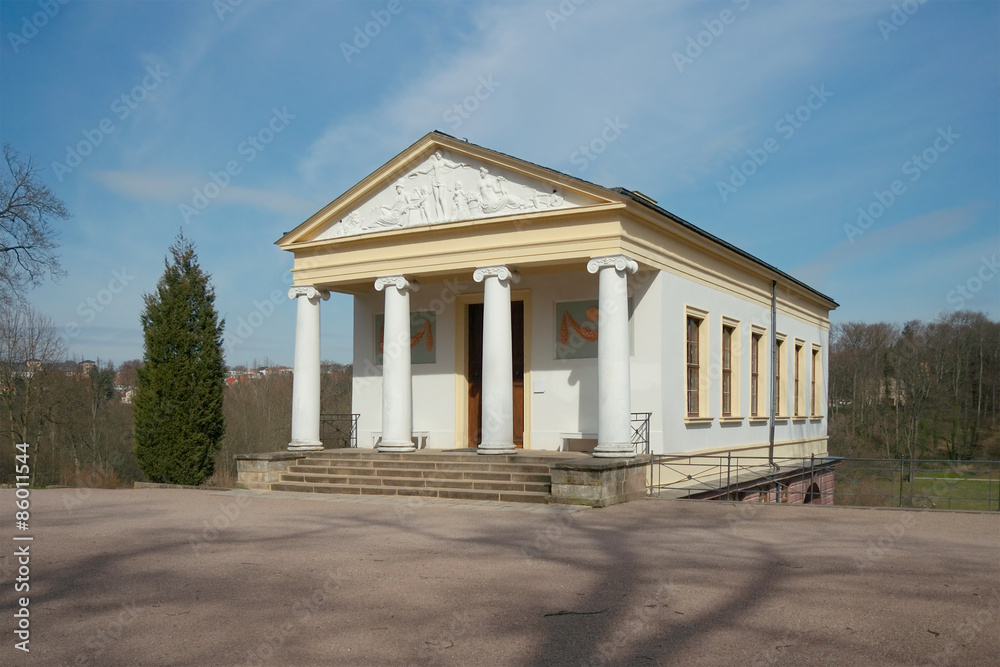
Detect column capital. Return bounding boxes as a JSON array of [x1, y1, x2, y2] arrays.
[[288, 285, 330, 301], [587, 255, 638, 275], [473, 265, 521, 285], [375, 275, 418, 293]]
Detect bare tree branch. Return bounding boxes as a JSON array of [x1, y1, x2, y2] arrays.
[[0, 143, 68, 306]]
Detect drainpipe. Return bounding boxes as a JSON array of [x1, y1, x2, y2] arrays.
[[768, 280, 777, 469]]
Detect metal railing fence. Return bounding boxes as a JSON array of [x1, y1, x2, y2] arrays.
[[648, 455, 999, 511], [320, 413, 359, 448], [631, 412, 651, 456]]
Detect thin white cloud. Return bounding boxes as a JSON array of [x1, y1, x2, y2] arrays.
[[297, 0, 889, 197], [91, 169, 318, 216], [793, 203, 985, 284]]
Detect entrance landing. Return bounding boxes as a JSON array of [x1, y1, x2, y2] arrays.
[[236, 449, 650, 507]]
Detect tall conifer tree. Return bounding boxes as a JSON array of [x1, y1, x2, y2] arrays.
[[134, 234, 225, 484]]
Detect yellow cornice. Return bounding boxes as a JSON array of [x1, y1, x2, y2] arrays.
[[285, 201, 627, 254]]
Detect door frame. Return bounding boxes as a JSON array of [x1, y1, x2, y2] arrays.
[[454, 289, 532, 449]]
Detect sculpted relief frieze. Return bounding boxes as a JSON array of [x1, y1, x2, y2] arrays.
[[317, 150, 588, 240]]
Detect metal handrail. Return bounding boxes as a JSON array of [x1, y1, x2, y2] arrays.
[[320, 413, 359, 448], [631, 412, 651, 455]]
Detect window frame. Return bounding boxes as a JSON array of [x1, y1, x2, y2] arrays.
[[793, 341, 803, 417], [774, 333, 787, 418], [720, 317, 741, 421], [811, 344, 822, 418], [750, 327, 765, 419], [684, 306, 710, 421], [721, 325, 732, 417]]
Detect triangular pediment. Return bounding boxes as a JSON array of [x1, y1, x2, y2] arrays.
[[282, 133, 616, 246]]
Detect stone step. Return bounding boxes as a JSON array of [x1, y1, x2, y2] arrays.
[[302, 450, 564, 465], [277, 472, 549, 494], [286, 466, 550, 484], [269, 481, 551, 504], [293, 460, 553, 475]]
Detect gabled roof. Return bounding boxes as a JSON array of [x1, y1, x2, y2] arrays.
[[278, 130, 836, 309]]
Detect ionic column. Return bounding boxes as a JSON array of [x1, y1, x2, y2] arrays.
[[587, 255, 639, 458], [375, 275, 418, 452], [473, 265, 520, 455], [288, 285, 330, 451]]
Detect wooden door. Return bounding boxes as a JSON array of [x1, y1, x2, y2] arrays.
[[511, 301, 524, 448], [468, 303, 484, 447], [467, 301, 524, 447]]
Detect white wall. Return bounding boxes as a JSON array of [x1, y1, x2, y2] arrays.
[[350, 266, 828, 456], [658, 270, 829, 456], [353, 280, 461, 449]]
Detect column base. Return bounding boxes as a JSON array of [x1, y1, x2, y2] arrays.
[[477, 443, 516, 455], [287, 441, 324, 452], [592, 443, 636, 458], [377, 440, 417, 453]]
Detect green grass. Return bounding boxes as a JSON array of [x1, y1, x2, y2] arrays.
[[833, 467, 1000, 511]]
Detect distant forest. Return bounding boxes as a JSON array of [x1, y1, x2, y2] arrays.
[[829, 311, 999, 460], [1, 309, 997, 487]]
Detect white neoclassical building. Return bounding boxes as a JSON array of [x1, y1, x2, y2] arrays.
[[276, 131, 837, 463]]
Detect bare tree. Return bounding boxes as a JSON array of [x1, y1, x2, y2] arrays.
[[0, 303, 66, 484], [0, 143, 67, 305]]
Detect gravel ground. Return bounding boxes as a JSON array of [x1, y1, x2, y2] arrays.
[[1, 487, 997, 666]]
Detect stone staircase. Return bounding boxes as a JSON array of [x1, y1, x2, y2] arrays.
[[269, 449, 556, 504]]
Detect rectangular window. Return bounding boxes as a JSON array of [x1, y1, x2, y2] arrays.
[[686, 316, 700, 417], [794, 343, 802, 416], [775, 335, 785, 416], [751, 331, 762, 417], [811, 346, 821, 416], [722, 325, 733, 417]]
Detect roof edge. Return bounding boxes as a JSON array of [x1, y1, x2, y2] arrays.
[[611, 187, 839, 309]]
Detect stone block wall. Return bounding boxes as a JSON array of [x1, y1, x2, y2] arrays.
[[550, 456, 650, 508], [236, 452, 305, 490]]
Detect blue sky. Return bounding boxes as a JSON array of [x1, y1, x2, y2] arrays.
[[2, 0, 997, 367]]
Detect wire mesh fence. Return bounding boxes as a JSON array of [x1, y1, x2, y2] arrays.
[[833, 458, 1000, 511]]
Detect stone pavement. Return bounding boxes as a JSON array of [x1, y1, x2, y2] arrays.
[[1, 488, 997, 666]]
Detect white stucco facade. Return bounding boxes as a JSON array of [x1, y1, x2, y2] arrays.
[[351, 267, 830, 457]]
